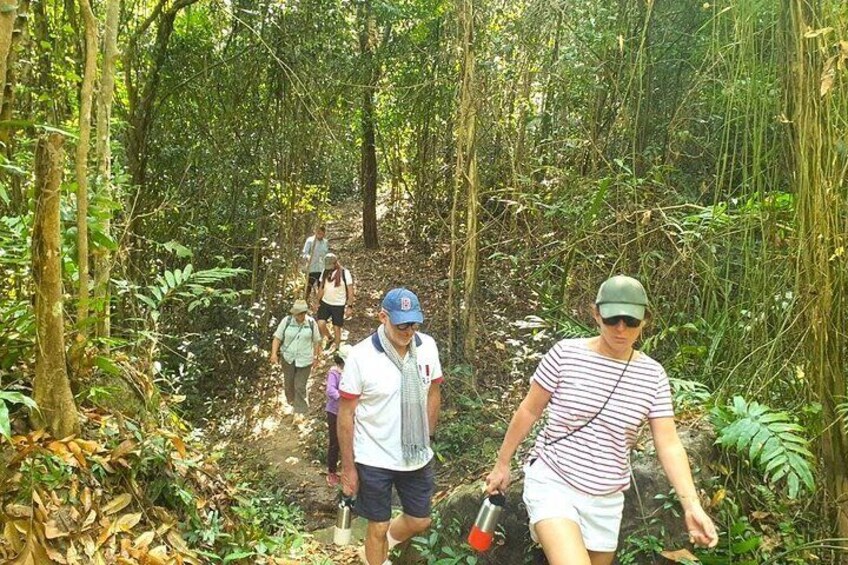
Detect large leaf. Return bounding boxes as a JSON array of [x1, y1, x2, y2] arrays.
[[711, 396, 815, 498]]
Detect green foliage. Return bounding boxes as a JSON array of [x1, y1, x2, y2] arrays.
[[185, 485, 309, 563], [0, 389, 38, 440], [618, 532, 664, 565], [0, 215, 34, 371], [669, 377, 712, 413], [711, 396, 815, 498], [136, 264, 248, 321], [411, 512, 479, 565], [696, 498, 762, 565], [434, 378, 505, 473]]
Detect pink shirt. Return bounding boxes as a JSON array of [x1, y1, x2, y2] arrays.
[[529, 339, 674, 495]]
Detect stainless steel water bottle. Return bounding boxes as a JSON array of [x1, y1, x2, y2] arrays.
[[467, 493, 506, 552], [333, 496, 354, 546]]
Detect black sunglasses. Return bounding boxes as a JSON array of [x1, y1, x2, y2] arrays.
[[601, 315, 642, 328], [393, 322, 420, 331]]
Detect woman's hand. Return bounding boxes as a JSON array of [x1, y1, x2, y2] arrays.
[[341, 467, 358, 497], [485, 462, 511, 495], [685, 504, 719, 548]]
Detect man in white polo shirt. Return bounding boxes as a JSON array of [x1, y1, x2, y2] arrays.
[[338, 288, 443, 565]]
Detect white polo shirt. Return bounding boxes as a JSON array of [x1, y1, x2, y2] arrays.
[[339, 331, 443, 471]]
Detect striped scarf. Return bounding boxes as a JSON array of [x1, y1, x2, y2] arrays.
[[377, 325, 429, 465]]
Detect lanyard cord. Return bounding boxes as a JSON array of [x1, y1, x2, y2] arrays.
[[543, 347, 634, 448]]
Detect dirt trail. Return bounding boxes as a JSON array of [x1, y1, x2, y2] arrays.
[[204, 198, 448, 563], [258, 199, 380, 519]]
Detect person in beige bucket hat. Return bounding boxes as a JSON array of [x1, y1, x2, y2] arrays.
[[270, 299, 321, 416]]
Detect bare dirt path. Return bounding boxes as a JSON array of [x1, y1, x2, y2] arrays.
[[204, 197, 449, 563]]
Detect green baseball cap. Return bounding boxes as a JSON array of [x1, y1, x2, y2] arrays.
[[595, 275, 648, 320]]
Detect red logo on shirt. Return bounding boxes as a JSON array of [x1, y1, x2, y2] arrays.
[[400, 297, 412, 311]]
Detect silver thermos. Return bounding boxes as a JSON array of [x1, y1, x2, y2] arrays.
[[467, 493, 506, 552], [333, 496, 355, 545]]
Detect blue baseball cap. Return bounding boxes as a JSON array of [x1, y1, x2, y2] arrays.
[[382, 288, 424, 325]]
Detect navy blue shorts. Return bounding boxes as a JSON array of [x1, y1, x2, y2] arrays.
[[316, 301, 345, 327], [355, 461, 434, 522]]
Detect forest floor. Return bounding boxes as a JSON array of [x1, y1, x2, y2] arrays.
[[201, 198, 456, 563]]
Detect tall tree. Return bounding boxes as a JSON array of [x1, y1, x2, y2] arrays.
[[33, 134, 79, 438], [358, 0, 379, 249], [125, 0, 199, 191], [785, 0, 848, 555], [75, 0, 98, 335], [0, 0, 29, 213], [447, 0, 480, 367], [0, 0, 16, 113], [93, 0, 120, 339]]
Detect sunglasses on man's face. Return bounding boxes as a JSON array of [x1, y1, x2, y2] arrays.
[[601, 315, 642, 328], [393, 322, 420, 331]]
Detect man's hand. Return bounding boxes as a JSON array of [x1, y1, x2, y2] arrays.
[[270, 353, 279, 365], [341, 467, 358, 497]]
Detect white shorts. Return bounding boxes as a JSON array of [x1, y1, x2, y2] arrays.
[[522, 459, 624, 552]]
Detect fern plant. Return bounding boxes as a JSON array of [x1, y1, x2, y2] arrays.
[[136, 264, 247, 320], [132, 263, 247, 378], [711, 396, 815, 498]]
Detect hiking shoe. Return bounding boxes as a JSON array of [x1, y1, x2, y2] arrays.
[[326, 472, 340, 487]]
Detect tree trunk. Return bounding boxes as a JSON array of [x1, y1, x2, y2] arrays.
[[358, 0, 379, 249], [93, 0, 120, 340], [0, 0, 16, 113], [453, 0, 480, 372], [126, 0, 200, 192], [0, 0, 29, 213], [785, 0, 848, 558], [535, 10, 561, 178], [75, 0, 98, 336], [32, 134, 80, 438]]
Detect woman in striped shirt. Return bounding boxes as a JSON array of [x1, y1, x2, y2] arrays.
[[486, 276, 718, 565]]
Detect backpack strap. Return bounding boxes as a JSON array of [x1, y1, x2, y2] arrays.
[[288, 315, 316, 336]]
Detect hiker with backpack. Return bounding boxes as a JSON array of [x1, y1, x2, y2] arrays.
[[484, 276, 718, 565], [316, 253, 354, 353], [302, 226, 329, 302], [270, 299, 322, 418]]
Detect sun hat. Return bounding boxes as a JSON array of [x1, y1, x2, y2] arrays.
[[323, 253, 338, 270], [381, 287, 424, 325], [289, 299, 309, 315], [595, 275, 648, 320]]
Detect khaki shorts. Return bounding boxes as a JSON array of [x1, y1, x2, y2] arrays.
[[522, 459, 624, 552]]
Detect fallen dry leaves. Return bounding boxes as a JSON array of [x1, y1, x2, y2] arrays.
[[0, 410, 238, 564]]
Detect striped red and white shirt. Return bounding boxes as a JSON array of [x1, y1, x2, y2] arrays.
[[529, 338, 674, 496]]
